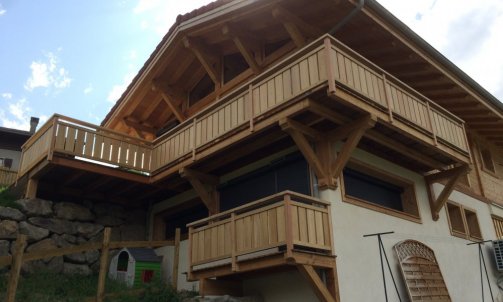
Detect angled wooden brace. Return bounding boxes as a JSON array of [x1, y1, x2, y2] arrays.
[[279, 118, 337, 189], [152, 80, 186, 123], [425, 164, 471, 221], [272, 6, 322, 48], [221, 24, 261, 74], [297, 264, 337, 302], [180, 168, 220, 215], [183, 37, 221, 87], [330, 114, 377, 179]]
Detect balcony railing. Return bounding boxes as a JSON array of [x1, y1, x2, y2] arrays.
[[0, 167, 17, 187], [187, 191, 333, 272], [18, 34, 470, 181]]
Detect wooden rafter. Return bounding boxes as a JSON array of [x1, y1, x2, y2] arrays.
[[222, 24, 261, 74], [180, 168, 220, 215], [152, 80, 186, 123], [297, 264, 336, 302], [280, 114, 375, 189], [123, 117, 155, 136], [272, 6, 322, 48], [425, 164, 471, 220], [183, 37, 221, 87]]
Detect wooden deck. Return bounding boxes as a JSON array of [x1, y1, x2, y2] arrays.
[[18, 34, 470, 192], [0, 167, 17, 187]]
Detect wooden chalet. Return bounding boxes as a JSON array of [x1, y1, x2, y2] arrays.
[[13, 0, 503, 301]]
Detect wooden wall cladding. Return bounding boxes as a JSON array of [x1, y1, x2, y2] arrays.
[[394, 240, 451, 301]]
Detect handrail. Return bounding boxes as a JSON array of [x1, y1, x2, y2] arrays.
[[187, 190, 329, 228]]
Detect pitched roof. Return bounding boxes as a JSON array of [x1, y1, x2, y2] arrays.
[[101, 0, 234, 126], [127, 248, 162, 263]]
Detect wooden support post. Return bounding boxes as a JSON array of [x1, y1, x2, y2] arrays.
[[96, 227, 111, 302], [172, 228, 180, 290], [25, 177, 38, 199], [6, 234, 27, 302], [297, 264, 336, 302], [382, 74, 394, 123], [324, 37, 336, 95], [426, 101, 438, 146], [426, 164, 471, 220], [325, 266, 341, 302], [284, 194, 294, 259], [187, 226, 195, 281], [231, 213, 238, 271]]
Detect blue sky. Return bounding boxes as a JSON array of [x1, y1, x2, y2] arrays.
[[1, 0, 502, 131]]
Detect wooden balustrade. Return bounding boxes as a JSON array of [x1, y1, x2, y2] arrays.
[[187, 191, 333, 271], [0, 167, 17, 187], [17, 34, 470, 181]]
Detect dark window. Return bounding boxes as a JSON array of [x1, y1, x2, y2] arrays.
[[117, 251, 129, 272], [141, 270, 154, 283], [189, 74, 214, 106], [343, 167, 404, 211], [480, 147, 496, 173], [219, 153, 311, 211], [0, 158, 13, 169], [223, 53, 249, 83], [264, 39, 289, 57], [164, 203, 208, 239]]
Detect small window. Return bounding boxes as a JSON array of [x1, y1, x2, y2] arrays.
[[0, 158, 13, 169], [446, 202, 482, 241], [141, 270, 154, 283], [480, 147, 496, 174], [492, 215, 503, 239], [189, 74, 214, 107], [341, 160, 419, 221]]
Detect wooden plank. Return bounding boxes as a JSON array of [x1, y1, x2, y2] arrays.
[[96, 228, 111, 302], [64, 126, 76, 152], [6, 235, 27, 302]]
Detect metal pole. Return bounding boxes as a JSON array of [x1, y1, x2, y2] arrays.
[[467, 240, 495, 302], [364, 231, 401, 302]]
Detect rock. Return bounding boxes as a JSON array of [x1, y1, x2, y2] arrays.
[[77, 236, 87, 244], [94, 203, 126, 218], [0, 206, 25, 221], [85, 250, 100, 263], [15, 198, 53, 216], [75, 222, 104, 238], [0, 220, 18, 239], [120, 224, 145, 241], [63, 263, 92, 275], [0, 240, 10, 256], [64, 252, 87, 264], [90, 260, 100, 273], [54, 202, 94, 221], [26, 238, 58, 263], [22, 256, 63, 274], [51, 234, 74, 248], [19, 221, 49, 242], [29, 217, 76, 235], [96, 215, 123, 227]]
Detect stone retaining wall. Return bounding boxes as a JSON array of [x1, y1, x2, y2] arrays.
[[0, 198, 147, 275]]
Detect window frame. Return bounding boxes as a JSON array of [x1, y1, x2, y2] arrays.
[[479, 143, 497, 176], [445, 201, 483, 241], [340, 160, 421, 223]]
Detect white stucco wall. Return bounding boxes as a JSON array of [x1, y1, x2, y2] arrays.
[[149, 146, 503, 301], [0, 148, 21, 170], [156, 239, 198, 292]]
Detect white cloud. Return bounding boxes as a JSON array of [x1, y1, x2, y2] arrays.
[[0, 4, 5, 16], [24, 52, 72, 92], [133, 0, 161, 14], [377, 0, 503, 102], [0, 99, 32, 131], [83, 83, 94, 95], [1, 93, 12, 99], [107, 72, 135, 103]]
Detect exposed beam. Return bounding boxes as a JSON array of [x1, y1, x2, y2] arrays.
[[331, 114, 376, 178], [272, 6, 322, 48], [281, 118, 323, 140], [183, 37, 221, 87], [222, 24, 261, 74], [123, 116, 156, 134], [153, 80, 187, 123], [426, 164, 471, 220], [180, 168, 219, 214]]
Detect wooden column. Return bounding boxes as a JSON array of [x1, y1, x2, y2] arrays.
[[96, 228, 111, 302], [25, 177, 38, 199], [6, 235, 27, 302], [172, 228, 181, 289]]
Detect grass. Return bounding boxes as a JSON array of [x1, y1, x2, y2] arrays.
[[0, 186, 21, 210], [0, 271, 196, 302]]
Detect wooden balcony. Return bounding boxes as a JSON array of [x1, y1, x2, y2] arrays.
[[0, 167, 17, 187], [17, 34, 470, 203], [187, 191, 339, 301]]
